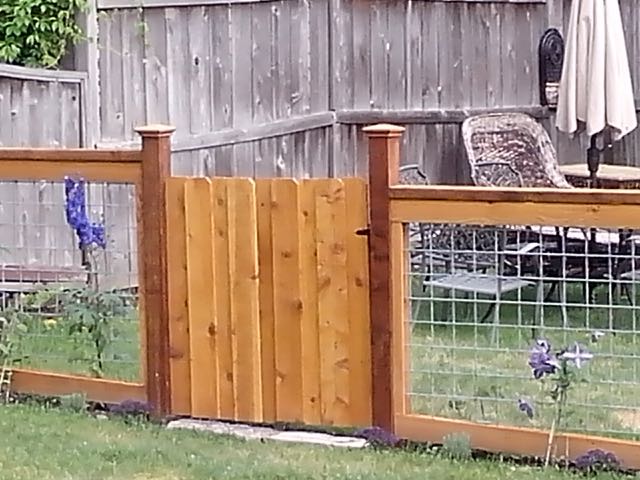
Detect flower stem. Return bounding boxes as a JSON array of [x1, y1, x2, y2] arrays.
[[545, 386, 567, 467]]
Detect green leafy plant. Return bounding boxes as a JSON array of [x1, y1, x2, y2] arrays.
[[0, 309, 28, 401], [525, 338, 594, 467], [59, 392, 87, 412], [440, 432, 472, 460], [33, 286, 133, 378], [0, 0, 87, 68]]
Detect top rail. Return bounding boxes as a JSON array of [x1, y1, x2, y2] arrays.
[[390, 185, 640, 206], [389, 186, 640, 229], [0, 147, 143, 183]]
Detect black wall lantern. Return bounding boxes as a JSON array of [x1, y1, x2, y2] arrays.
[[538, 28, 564, 108]]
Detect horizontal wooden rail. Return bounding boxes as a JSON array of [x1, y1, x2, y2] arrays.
[[390, 185, 640, 205], [396, 414, 640, 470], [0, 149, 142, 162], [0, 63, 87, 84], [172, 112, 336, 151], [390, 186, 640, 229], [390, 198, 640, 230], [11, 369, 146, 404], [98, 0, 278, 9], [336, 106, 551, 125], [0, 148, 142, 183]]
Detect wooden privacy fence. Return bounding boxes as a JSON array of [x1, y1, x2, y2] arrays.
[[165, 176, 372, 426]]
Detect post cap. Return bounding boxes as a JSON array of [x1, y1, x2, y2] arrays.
[[134, 124, 176, 137], [362, 123, 405, 137]]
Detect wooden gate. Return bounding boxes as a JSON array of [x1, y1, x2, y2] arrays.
[[166, 176, 372, 427]]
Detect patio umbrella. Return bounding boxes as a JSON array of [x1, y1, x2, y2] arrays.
[[555, 0, 637, 183]]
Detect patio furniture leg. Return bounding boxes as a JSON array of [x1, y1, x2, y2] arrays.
[[479, 302, 496, 323], [491, 268, 504, 345], [560, 280, 569, 328], [543, 281, 557, 303], [532, 279, 544, 339], [623, 284, 633, 305]]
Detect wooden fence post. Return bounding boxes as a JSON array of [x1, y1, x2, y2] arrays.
[[363, 123, 405, 432], [135, 124, 175, 417]]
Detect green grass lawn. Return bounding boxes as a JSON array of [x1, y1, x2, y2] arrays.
[[0, 403, 629, 480], [409, 276, 640, 439]]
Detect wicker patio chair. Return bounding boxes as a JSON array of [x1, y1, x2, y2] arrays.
[[461, 112, 572, 189], [398, 164, 542, 339], [460, 113, 637, 324]]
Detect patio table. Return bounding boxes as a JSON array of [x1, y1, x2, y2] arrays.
[[559, 163, 640, 189]]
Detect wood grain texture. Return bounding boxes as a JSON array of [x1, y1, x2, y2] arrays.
[[364, 124, 404, 432], [315, 179, 350, 425], [137, 126, 174, 417], [167, 176, 370, 426], [211, 179, 236, 420], [390, 199, 640, 230], [227, 178, 263, 422], [343, 178, 372, 425], [396, 414, 640, 471], [299, 180, 322, 424], [184, 178, 219, 418], [9, 0, 640, 180], [271, 179, 304, 422], [165, 177, 191, 415], [11, 369, 145, 403], [256, 180, 276, 421]]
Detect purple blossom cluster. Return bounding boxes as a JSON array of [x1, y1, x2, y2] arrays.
[[64, 177, 106, 249], [517, 398, 534, 419], [527, 339, 593, 380], [353, 426, 400, 448], [574, 449, 620, 473], [528, 339, 559, 379], [518, 339, 594, 420]]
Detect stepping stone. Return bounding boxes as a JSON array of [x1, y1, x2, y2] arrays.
[[167, 419, 367, 448]]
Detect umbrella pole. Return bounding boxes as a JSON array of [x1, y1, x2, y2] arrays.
[[587, 134, 601, 188]]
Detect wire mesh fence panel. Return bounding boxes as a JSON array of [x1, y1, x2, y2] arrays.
[[405, 220, 640, 440], [0, 179, 140, 382]]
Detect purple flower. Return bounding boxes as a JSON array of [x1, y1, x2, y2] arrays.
[[574, 449, 619, 472], [528, 339, 559, 379], [559, 342, 593, 369], [354, 426, 400, 448], [108, 399, 151, 416], [64, 177, 107, 249], [517, 398, 534, 419]]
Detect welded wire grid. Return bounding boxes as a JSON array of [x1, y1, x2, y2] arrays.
[[405, 220, 640, 440], [0, 180, 139, 382]]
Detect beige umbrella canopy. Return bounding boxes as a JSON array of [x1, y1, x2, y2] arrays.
[[555, 0, 637, 179]]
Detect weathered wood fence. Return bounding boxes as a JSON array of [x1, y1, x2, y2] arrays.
[[0, 64, 135, 288], [3, 0, 640, 282], [166, 176, 372, 426], [4, 0, 636, 180]]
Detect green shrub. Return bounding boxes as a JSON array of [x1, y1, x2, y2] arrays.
[[0, 0, 86, 68], [441, 432, 472, 461]]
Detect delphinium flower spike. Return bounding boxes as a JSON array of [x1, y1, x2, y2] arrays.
[[64, 177, 107, 249]]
